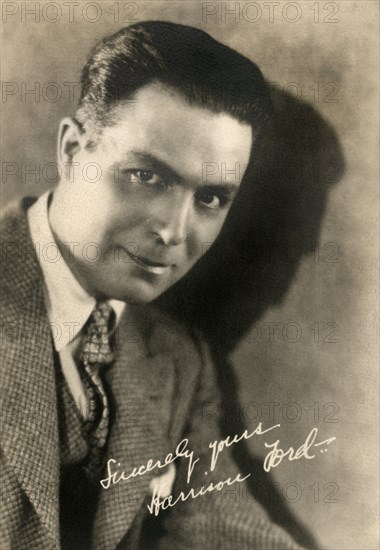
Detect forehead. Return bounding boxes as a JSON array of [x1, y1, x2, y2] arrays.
[[98, 83, 252, 181]]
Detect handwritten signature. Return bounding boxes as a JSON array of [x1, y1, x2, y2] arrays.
[[100, 424, 336, 514], [263, 427, 336, 472], [100, 438, 199, 490], [147, 472, 251, 516]]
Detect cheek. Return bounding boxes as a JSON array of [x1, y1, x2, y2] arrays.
[[191, 215, 227, 256], [70, 196, 116, 248]]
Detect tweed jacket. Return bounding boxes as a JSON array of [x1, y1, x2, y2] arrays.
[[0, 198, 304, 550]]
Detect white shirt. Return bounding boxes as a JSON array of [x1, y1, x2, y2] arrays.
[[27, 191, 126, 419]]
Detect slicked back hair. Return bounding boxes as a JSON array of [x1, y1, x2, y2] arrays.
[[77, 21, 272, 145]]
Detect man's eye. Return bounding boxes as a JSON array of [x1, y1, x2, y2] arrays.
[[123, 169, 166, 187], [132, 170, 162, 184], [195, 190, 230, 210]]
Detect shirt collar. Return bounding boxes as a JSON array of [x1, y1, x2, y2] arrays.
[[27, 191, 126, 351]]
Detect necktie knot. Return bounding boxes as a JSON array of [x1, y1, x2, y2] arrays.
[[81, 301, 115, 368]]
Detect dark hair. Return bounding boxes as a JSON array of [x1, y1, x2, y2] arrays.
[[77, 21, 272, 143]]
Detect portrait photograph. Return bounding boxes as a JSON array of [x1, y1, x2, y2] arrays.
[[0, 1, 379, 549]]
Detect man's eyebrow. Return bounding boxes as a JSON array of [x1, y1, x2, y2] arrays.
[[128, 150, 182, 182], [198, 183, 240, 193]]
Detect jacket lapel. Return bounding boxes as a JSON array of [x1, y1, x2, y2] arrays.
[[0, 200, 60, 545], [93, 310, 178, 550]]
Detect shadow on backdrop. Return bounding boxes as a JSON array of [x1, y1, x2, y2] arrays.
[[159, 88, 345, 549]]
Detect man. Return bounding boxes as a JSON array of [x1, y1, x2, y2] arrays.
[[0, 21, 304, 549]]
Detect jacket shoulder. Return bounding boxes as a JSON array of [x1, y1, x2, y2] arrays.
[[0, 198, 43, 317]]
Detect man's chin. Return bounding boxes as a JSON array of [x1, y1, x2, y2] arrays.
[[94, 279, 169, 304]]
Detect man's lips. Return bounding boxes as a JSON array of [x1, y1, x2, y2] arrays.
[[120, 247, 175, 275]]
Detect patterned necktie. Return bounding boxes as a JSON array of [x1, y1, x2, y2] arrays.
[[79, 301, 115, 480]]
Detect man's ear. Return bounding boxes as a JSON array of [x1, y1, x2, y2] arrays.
[[57, 117, 85, 165]]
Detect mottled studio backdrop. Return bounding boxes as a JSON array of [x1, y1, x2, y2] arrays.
[[1, 1, 379, 549]]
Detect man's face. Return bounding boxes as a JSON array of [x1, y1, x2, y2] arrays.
[[51, 82, 252, 303]]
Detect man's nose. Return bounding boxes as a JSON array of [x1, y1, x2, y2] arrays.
[[149, 191, 193, 246]]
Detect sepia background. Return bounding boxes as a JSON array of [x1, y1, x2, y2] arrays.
[[1, 1, 379, 548]]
